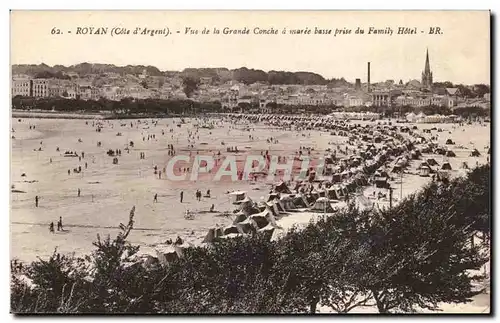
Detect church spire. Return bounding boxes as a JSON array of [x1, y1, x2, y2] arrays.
[[424, 48, 431, 74], [421, 48, 433, 90]]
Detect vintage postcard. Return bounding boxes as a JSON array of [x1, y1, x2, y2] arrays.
[[10, 10, 491, 314]]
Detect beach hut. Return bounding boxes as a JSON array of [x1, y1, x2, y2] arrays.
[[419, 165, 431, 177], [441, 162, 452, 170], [445, 150, 456, 157], [374, 177, 390, 189], [309, 197, 335, 213]]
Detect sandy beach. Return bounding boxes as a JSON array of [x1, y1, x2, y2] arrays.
[[10, 115, 490, 313], [10, 117, 490, 262]]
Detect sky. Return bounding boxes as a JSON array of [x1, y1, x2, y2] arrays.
[[10, 10, 490, 84]]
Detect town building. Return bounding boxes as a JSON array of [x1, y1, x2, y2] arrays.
[[32, 79, 51, 97], [12, 78, 32, 97]]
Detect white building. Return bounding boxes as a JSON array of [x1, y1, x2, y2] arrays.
[[12, 78, 32, 97]]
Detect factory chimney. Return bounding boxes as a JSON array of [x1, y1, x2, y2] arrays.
[[367, 62, 371, 93]]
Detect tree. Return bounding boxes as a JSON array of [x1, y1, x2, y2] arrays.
[[365, 182, 489, 313], [182, 77, 199, 98]]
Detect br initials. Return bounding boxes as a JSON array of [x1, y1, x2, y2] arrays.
[[429, 27, 443, 34]]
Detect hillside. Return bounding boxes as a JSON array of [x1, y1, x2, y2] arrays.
[[12, 63, 347, 86]]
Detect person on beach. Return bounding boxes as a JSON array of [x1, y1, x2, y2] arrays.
[[78, 188, 81, 197], [154, 193, 158, 203], [57, 217, 63, 231], [175, 236, 183, 245], [49, 222, 54, 233], [180, 191, 184, 203], [35, 195, 39, 208]]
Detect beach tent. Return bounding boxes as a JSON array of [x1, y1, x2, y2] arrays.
[[203, 228, 216, 243], [406, 112, 417, 122], [274, 181, 292, 194], [441, 162, 452, 170], [293, 194, 309, 208], [470, 149, 481, 157], [232, 212, 247, 224], [434, 147, 446, 155], [267, 200, 286, 216], [309, 197, 335, 213], [266, 193, 280, 202], [445, 150, 456, 157], [445, 139, 455, 145], [426, 158, 439, 166], [155, 245, 184, 267], [374, 169, 389, 178], [417, 112, 426, 119], [391, 164, 403, 173], [326, 187, 340, 200], [223, 225, 240, 235], [258, 224, 276, 241], [411, 150, 422, 160], [247, 213, 270, 230], [280, 195, 297, 211], [229, 191, 248, 204]]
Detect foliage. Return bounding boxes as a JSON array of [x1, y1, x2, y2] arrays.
[[11, 166, 490, 314], [11, 96, 222, 115], [182, 77, 200, 98]]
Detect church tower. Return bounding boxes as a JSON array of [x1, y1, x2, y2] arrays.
[[421, 48, 433, 90]]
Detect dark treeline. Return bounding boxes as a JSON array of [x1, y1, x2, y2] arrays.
[[13, 63, 164, 78], [11, 96, 489, 119], [11, 165, 490, 314], [433, 82, 490, 99], [12, 96, 223, 115], [13, 64, 349, 86]]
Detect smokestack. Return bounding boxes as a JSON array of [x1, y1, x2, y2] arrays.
[[367, 62, 371, 93]]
